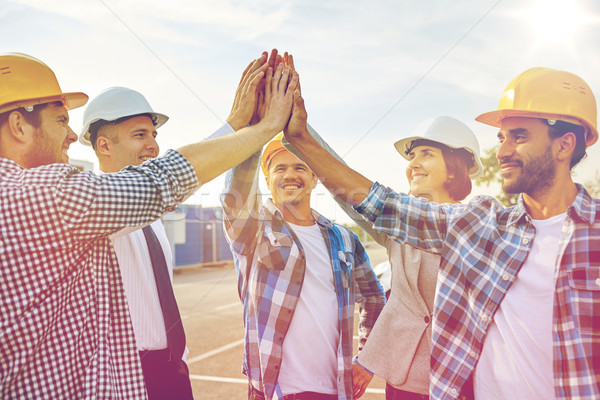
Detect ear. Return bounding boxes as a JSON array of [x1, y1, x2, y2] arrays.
[[6, 111, 31, 144], [310, 172, 318, 189], [96, 136, 113, 157], [554, 131, 576, 162]]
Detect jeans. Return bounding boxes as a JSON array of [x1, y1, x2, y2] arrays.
[[385, 384, 429, 400]]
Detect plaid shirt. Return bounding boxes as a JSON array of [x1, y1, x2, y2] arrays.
[[0, 150, 198, 399], [355, 182, 600, 400], [221, 153, 385, 400]]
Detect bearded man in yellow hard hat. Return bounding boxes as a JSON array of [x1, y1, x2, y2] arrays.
[[283, 66, 599, 400], [0, 51, 298, 399]]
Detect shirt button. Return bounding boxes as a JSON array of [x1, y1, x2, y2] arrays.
[[450, 388, 458, 396], [274, 365, 279, 370], [424, 316, 430, 324], [481, 315, 488, 323], [595, 278, 600, 287], [502, 274, 510, 281], [522, 238, 529, 245], [470, 351, 476, 358]]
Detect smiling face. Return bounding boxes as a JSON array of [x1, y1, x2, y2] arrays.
[[496, 117, 556, 196], [24, 102, 78, 168], [265, 150, 318, 210], [406, 145, 453, 202], [97, 115, 159, 172]]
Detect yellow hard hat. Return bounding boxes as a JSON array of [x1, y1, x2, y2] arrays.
[[0, 53, 88, 114], [261, 133, 287, 176], [476, 67, 598, 146]]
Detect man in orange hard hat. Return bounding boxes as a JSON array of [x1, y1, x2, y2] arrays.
[[219, 50, 385, 399], [283, 66, 599, 399], [0, 52, 298, 399]]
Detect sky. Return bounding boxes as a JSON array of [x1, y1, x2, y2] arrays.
[[3, 0, 600, 224]]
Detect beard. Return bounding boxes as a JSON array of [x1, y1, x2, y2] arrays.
[[502, 146, 556, 196]]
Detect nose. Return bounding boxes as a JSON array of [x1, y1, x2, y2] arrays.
[[146, 135, 160, 155], [496, 138, 513, 163], [66, 125, 77, 144], [408, 155, 421, 170]]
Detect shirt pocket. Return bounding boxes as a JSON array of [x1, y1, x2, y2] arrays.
[[568, 266, 600, 336], [338, 250, 354, 289], [256, 226, 294, 271]]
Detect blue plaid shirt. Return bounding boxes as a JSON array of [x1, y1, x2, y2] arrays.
[[221, 153, 385, 400], [355, 182, 600, 400]]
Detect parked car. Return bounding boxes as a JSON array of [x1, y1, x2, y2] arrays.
[[373, 260, 391, 299]]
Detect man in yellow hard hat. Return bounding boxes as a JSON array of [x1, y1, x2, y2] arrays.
[[0, 51, 298, 399], [218, 50, 385, 400], [283, 66, 599, 400]]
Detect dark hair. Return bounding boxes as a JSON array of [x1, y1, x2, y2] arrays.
[[89, 113, 154, 150], [407, 139, 474, 201], [544, 120, 586, 169], [0, 101, 61, 129]]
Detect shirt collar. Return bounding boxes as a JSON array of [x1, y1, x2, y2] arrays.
[[507, 183, 596, 226], [263, 198, 333, 228], [568, 183, 596, 225]]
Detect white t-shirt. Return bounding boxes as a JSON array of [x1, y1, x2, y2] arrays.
[[278, 223, 339, 395], [474, 212, 566, 399]]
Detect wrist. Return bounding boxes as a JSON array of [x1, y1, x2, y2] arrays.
[[226, 116, 246, 131]]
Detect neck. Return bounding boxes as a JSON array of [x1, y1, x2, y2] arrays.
[[522, 175, 577, 219], [275, 201, 315, 226], [98, 159, 119, 173]]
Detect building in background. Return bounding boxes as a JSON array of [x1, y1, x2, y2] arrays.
[[163, 205, 233, 268]]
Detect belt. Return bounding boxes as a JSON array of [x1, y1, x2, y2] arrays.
[[282, 393, 336, 400], [249, 383, 336, 400]]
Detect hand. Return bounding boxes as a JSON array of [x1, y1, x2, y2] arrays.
[[352, 362, 373, 399], [260, 61, 299, 133], [251, 49, 282, 124], [227, 52, 268, 130], [283, 86, 309, 142]]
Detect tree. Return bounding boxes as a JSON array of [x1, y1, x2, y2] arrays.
[[474, 145, 518, 207], [584, 171, 600, 197]]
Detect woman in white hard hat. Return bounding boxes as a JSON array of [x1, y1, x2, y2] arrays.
[[349, 116, 483, 399]]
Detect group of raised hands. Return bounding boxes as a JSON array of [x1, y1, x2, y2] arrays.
[[226, 49, 309, 143]]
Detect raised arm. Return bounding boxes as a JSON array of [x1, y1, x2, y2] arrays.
[[178, 55, 298, 185], [284, 88, 372, 206]]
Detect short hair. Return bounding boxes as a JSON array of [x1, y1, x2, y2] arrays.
[[544, 120, 586, 170], [88, 113, 154, 151], [0, 101, 61, 129], [407, 139, 474, 201]]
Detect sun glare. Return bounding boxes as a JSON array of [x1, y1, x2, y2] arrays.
[[524, 0, 591, 45]]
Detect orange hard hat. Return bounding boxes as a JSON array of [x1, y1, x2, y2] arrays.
[[261, 133, 287, 176], [476, 67, 598, 146], [0, 53, 88, 114]]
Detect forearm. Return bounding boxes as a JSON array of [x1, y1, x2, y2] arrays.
[[177, 120, 279, 185], [287, 130, 373, 205]]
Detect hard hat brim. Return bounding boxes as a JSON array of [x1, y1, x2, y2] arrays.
[[0, 91, 88, 115], [476, 109, 599, 147], [79, 112, 169, 146], [394, 136, 484, 179]]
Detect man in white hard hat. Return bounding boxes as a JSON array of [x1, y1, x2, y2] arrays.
[[0, 51, 297, 399], [283, 66, 599, 400], [79, 87, 194, 399]]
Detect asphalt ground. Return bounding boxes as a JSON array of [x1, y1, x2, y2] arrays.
[[174, 242, 389, 400]]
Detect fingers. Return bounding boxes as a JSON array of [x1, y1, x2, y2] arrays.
[[267, 48, 278, 71], [238, 52, 267, 85]]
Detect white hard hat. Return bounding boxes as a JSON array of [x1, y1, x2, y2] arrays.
[[79, 86, 168, 146], [394, 116, 484, 179]]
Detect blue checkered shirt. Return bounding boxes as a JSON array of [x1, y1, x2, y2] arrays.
[[0, 150, 198, 399], [355, 182, 600, 400], [221, 153, 385, 400]]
